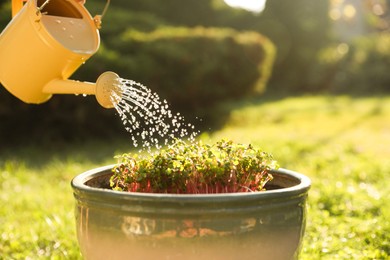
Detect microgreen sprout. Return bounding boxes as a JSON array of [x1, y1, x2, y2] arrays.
[[110, 139, 278, 194]]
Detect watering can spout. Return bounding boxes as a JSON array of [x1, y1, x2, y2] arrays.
[[43, 72, 122, 109]]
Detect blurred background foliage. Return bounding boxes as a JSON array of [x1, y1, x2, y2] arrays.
[[0, 0, 389, 146]]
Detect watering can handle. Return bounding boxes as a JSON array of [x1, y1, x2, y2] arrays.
[[12, 0, 50, 17], [12, 0, 27, 17]]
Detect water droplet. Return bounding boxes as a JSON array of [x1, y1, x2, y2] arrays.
[[110, 77, 199, 151]]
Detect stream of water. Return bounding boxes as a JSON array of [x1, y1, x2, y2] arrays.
[[110, 78, 199, 151]]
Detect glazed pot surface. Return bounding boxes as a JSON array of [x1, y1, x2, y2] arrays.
[[72, 166, 310, 260]]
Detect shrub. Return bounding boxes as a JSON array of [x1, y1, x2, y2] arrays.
[[99, 26, 276, 111]]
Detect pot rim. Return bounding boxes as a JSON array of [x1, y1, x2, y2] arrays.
[[71, 165, 311, 201]]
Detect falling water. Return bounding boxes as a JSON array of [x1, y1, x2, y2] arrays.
[[110, 78, 199, 150]]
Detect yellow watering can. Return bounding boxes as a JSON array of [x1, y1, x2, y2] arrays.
[[0, 0, 121, 108]]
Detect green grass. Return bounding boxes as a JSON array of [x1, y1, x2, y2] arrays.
[[1, 95, 390, 259]]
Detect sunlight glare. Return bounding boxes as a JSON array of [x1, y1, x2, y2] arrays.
[[224, 0, 266, 13]]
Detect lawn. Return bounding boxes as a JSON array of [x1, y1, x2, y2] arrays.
[[1, 95, 389, 259]]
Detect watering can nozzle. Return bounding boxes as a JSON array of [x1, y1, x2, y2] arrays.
[[95, 71, 122, 109]]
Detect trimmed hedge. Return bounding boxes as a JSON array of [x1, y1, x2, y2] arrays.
[[92, 26, 275, 111]]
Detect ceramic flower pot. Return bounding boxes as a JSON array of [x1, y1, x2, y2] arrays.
[[71, 165, 311, 260]]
